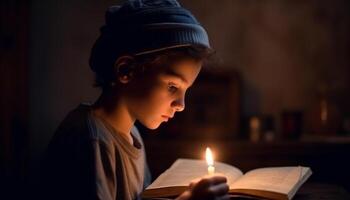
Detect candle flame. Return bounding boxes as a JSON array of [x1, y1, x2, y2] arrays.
[[206, 147, 214, 166]]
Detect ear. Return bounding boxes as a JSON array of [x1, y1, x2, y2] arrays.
[[113, 55, 136, 84]]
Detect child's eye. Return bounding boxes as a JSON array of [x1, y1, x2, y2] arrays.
[[167, 83, 178, 93]]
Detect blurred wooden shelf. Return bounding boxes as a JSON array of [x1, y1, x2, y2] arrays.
[[300, 134, 350, 143]]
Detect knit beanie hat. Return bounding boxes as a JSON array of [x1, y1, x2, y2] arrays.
[[89, 0, 210, 79]]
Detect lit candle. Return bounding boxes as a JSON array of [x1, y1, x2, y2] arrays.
[[206, 147, 215, 175]]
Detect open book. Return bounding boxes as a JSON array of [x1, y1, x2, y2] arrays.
[[142, 159, 312, 200]]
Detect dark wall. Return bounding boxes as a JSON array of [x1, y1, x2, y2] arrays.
[[1, 2, 30, 199], [181, 0, 350, 132]]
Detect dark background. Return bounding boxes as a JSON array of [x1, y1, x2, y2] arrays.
[[1, 0, 350, 199]]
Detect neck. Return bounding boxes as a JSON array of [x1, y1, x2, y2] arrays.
[[92, 89, 135, 142]]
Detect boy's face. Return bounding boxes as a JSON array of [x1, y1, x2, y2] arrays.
[[125, 58, 202, 129]]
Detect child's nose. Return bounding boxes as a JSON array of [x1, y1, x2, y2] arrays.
[[172, 97, 185, 112]]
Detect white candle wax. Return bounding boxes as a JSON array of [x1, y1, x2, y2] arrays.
[[208, 165, 215, 175]]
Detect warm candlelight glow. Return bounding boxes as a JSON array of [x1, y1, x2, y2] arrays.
[[206, 147, 215, 175], [206, 147, 214, 166]]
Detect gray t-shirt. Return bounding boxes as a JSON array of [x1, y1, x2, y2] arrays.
[[40, 103, 151, 200]]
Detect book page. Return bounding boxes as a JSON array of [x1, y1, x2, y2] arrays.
[[287, 167, 312, 199], [146, 158, 243, 190], [230, 166, 310, 197]]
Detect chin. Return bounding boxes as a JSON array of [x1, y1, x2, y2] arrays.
[[148, 123, 162, 130], [142, 121, 162, 130]]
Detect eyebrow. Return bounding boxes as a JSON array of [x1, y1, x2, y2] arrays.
[[164, 69, 189, 84]]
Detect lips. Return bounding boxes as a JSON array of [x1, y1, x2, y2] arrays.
[[161, 115, 173, 121], [162, 115, 170, 119]]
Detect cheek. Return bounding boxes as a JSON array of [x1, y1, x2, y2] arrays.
[[131, 89, 172, 129], [129, 81, 171, 115], [143, 87, 171, 112]]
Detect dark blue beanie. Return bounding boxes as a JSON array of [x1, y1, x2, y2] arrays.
[[89, 0, 210, 77]]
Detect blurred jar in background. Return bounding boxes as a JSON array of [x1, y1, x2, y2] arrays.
[[249, 116, 261, 142], [281, 111, 303, 140], [305, 97, 341, 135], [263, 116, 275, 142], [248, 115, 275, 142]]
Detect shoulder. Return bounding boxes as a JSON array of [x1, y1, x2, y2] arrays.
[[60, 104, 94, 134], [48, 103, 106, 151]]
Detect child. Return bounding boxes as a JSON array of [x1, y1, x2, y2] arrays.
[[40, 0, 229, 200]]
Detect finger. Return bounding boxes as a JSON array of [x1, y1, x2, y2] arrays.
[[176, 190, 191, 200], [189, 182, 195, 189], [191, 176, 227, 192], [189, 178, 201, 189], [207, 176, 227, 185], [193, 178, 212, 190], [208, 182, 229, 196]]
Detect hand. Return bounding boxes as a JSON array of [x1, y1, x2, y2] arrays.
[[176, 176, 230, 200]]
